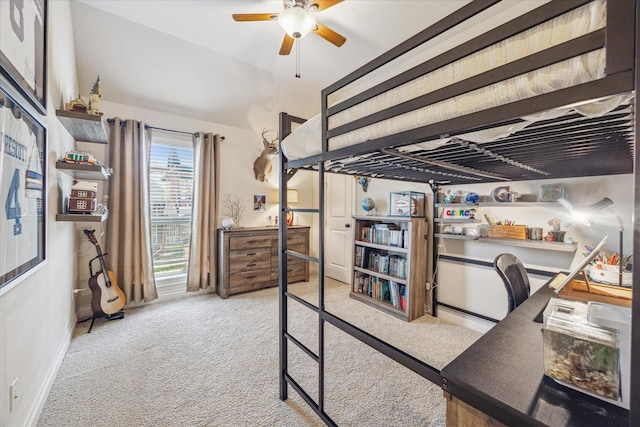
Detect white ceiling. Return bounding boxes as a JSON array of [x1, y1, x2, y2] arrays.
[[69, 1, 544, 131], [70, 0, 472, 130]]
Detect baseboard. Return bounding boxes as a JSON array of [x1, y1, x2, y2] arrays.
[[437, 306, 495, 334], [309, 264, 319, 275], [27, 313, 77, 426]]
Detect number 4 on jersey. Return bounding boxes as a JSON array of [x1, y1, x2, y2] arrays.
[[5, 169, 22, 235]]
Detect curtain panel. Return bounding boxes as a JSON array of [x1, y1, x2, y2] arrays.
[[186, 133, 222, 291], [107, 118, 158, 304]]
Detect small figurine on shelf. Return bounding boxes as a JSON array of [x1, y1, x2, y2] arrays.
[[443, 190, 455, 204], [89, 76, 103, 116], [65, 95, 89, 113], [547, 218, 565, 242]]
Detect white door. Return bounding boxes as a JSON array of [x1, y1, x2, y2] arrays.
[[325, 173, 355, 283]]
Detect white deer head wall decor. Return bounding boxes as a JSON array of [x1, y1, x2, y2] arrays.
[[253, 129, 279, 182]]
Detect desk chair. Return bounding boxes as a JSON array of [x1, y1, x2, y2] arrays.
[[493, 253, 531, 313]]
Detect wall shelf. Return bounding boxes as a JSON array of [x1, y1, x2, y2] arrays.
[[435, 233, 480, 240], [435, 202, 561, 208], [435, 197, 575, 251], [56, 110, 108, 143], [56, 161, 110, 180], [477, 237, 577, 252], [434, 218, 480, 223], [56, 212, 108, 223]]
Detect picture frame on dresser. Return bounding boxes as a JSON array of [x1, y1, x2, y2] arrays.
[[0, 0, 48, 114], [0, 76, 47, 291]]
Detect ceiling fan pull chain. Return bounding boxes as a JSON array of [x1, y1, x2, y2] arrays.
[[295, 38, 301, 78]]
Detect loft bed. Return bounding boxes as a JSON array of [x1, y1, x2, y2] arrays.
[[276, 1, 637, 425]]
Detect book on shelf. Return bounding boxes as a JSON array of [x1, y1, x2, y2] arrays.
[[360, 223, 408, 248], [364, 252, 407, 279]]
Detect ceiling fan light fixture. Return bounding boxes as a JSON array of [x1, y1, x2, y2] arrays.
[[278, 7, 316, 39]]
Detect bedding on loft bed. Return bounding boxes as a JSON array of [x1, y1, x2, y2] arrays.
[[280, 0, 635, 184]]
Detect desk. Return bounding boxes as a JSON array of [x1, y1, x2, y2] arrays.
[[441, 279, 629, 426]]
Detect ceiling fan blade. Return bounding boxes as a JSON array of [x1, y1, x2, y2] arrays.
[[279, 35, 295, 55], [308, 0, 343, 12], [313, 22, 346, 47], [232, 13, 278, 21]]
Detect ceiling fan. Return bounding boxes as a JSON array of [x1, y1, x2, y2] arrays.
[[232, 0, 346, 55]]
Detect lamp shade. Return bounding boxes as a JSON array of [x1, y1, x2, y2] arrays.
[[559, 197, 614, 227], [278, 7, 316, 39], [270, 189, 299, 204]]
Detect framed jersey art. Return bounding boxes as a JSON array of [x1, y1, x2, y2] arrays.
[[0, 0, 47, 114], [0, 77, 46, 290]]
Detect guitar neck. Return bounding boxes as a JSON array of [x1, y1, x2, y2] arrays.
[[94, 245, 112, 288]]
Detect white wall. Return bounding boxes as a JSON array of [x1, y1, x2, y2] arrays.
[[0, 2, 80, 425]]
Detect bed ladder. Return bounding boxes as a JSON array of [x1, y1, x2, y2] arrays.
[[277, 132, 337, 424]]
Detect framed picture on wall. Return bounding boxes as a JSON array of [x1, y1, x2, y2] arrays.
[[0, 0, 48, 114], [254, 194, 266, 212], [0, 76, 47, 291]]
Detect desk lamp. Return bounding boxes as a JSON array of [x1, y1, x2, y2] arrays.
[[559, 197, 624, 287], [271, 188, 299, 226]]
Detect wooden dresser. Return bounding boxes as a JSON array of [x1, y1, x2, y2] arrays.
[[217, 226, 310, 298]]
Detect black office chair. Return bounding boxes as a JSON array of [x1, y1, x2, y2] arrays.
[[493, 253, 531, 313]]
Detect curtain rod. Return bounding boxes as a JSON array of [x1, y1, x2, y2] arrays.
[[106, 118, 225, 139], [146, 124, 194, 136]]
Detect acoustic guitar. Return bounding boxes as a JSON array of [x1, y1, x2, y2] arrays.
[[83, 229, 126, 316]]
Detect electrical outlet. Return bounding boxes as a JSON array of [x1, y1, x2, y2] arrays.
[[9, 378, 18, 412]]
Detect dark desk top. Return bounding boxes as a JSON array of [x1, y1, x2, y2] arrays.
[[441, 280, 629, 427]]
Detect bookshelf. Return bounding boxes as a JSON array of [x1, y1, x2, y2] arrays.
[[351, 215, 428, 321]]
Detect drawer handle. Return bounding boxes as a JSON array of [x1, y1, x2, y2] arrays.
[[245, 275, 256, 279], [246, 253, 256, 256], [246, 263, 256, 267], [247, 240, 257, 244]]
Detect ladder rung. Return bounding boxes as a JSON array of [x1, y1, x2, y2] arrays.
[[285, 250, 318, 264], [286, 207, 319, 213], [285, 290, 318, 312], [284, 331, 319, 362]]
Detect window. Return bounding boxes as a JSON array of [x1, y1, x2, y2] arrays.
[[149, 133, 194, 285]]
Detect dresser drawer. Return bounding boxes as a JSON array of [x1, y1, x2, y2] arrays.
[[270, 260, 307, 282], [218, 227, 310, 298], [229, 248, 271, 273], [287, 231, 307, 246], [230, 234, 272, 250], [287, 260, 307, 282], [229, 269, 272, 288]]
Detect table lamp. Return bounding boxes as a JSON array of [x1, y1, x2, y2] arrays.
[[559, 197, 624, 287], [271, 188, 299, 226]]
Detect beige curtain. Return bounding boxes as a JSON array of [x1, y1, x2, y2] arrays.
[[186, 133, 222, 291], [106, 118, 158, 304]]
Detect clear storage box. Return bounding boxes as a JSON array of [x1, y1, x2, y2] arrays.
[[543, 297, 620, 402], [389, 191, 425, 217]]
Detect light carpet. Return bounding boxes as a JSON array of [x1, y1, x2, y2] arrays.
[[37, 277, 481, 426]]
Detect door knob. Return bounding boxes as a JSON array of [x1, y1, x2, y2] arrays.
[[344, 223, 351, 228]]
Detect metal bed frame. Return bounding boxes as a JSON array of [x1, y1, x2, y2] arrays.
[[277, 1, 639, 425]]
